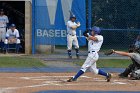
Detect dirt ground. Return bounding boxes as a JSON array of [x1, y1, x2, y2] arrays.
[[0, 72, 140, 93]]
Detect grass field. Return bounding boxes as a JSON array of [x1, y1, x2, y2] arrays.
[[75, 59, 131, 68], [0, 56, 46, 68], [55, 45, 128, 52], [0, 56, 131, 68]]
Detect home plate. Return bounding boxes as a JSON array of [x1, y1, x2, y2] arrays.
[[0, 88, 12, 93], [112, 81, 127, 85]]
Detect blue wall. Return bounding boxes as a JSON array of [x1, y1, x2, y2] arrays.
[[33, 0, 86, 46]]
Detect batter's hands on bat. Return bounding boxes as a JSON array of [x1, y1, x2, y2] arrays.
[[104, 49, 115, 55], [77, 22, 81, 27], [83, 30, 89, 37]]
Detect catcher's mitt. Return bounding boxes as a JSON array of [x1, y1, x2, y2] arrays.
[[104, 49, 114, 55]]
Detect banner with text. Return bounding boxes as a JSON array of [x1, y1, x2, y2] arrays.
[[34, 0, 86, 45]]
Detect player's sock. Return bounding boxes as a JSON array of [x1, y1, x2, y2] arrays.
[[98, 69, 108, 77], [68, 50, 72, 56], [1, 42, 4, 49], [73, 70, 84, 80], [16, 44, 20, 53], [4, 44, 8, 53], [4, 44, 8, 50], [0, 42, 2, 52], [0, 42, 1, 48], [75, 49, 79, 55], [75, 49, 79, 58]]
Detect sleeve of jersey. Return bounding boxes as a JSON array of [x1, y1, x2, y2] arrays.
[[6, 30, 10, 37], [6, 16, 9, 23], [67, 21, 72, 27], [96, 36, 103, 42], [128, 53, 135, 58], [16, 30, 20, 38]]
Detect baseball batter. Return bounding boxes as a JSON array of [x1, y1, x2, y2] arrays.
[[4, 24, 20, 53], [67, 26, 111, 82], [67, 15, 81, 59]]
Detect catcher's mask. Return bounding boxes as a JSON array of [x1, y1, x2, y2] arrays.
[[129, 45, 140, 53]]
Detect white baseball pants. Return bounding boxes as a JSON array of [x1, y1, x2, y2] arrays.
[[0, 28, 6, 42], [81, 52, 99, 74], [67, 34, 79, 50]]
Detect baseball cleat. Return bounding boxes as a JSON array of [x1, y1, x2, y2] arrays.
[[4, 50, 8, 54], [76, 55, 80, 59], [68, 55, 72, 59], [67, 77, 76, 82], [106, 73, 111, 82]]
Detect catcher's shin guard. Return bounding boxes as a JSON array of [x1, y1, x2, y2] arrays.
[[68, 50, 72, 59], [119, 64, 134, 78], [75, 49, 79, 59]]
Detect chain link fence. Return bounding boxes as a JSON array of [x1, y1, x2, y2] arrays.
[[101, 29, 140, 50], [33, 0, 140, 54], [92, 0, 140, 29], [90, 0, 140, 50]]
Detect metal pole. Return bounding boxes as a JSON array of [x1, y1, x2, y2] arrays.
[[88, 0, 92, 28], [32, 0, 35, 54]]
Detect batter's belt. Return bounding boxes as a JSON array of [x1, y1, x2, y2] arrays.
[[68, 34, 76, 36]]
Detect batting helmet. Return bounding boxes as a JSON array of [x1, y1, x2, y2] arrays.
[[129, 44, 140, 53], [70, 15, 76, 19], [91, 26, 101, 34], [10, 24, 16, 27]]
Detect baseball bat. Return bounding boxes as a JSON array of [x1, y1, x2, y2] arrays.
[[93, 18, 103, 26], [69, 10, 74, 16]]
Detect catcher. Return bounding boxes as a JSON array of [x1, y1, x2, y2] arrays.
[[4, 24, 20, 53], [105, 45, 140, 79]]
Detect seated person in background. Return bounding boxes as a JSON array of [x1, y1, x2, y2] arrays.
[[4, 24, 20, 53], [135, 35, 140, 48]]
